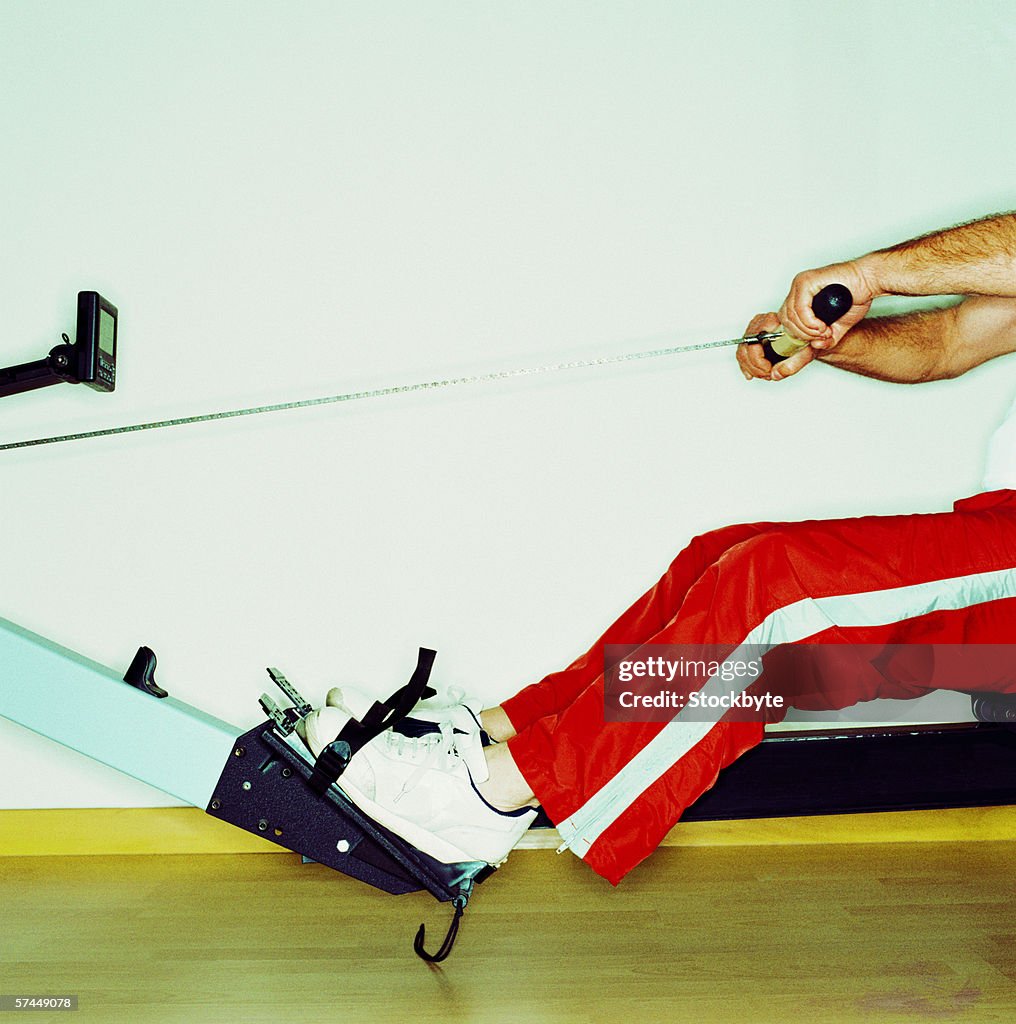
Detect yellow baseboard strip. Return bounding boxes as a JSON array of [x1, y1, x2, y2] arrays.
[[3, 804, 1016, 858], [0, 807, 275, 858]]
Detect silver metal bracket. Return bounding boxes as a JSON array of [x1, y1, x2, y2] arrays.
[[267, 666, 313, 716], [742, 330, 783, 345], [258, 692, 295, 736], [257, 666, 315, 736]]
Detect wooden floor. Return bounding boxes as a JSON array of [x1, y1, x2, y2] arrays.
[[3, 841, 1015, 1024]]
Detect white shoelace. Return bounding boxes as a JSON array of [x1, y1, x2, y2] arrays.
[[383, 721, 460, 769], [384, 722, 465, 806]]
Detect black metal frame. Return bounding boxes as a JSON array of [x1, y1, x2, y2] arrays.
[[206, 719, 492, 900], [207, 684, 1016, 959], [683, 721, 1016, 822]]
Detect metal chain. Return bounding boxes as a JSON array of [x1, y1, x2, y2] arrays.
[[0, 332, 760, 452]]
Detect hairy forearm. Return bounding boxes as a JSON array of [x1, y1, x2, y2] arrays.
[[817, 295, 1016, 384], [860, 211, 1016, 299], [817, 308, 953, 383]]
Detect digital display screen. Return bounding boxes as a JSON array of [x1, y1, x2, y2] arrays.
[[99, 308, 116, 359]]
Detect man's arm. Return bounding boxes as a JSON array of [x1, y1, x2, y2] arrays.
[[821, 296, 1016, 383], [738, 210, 1016, 382], [782, 211, 1016, 344], [740, 295, 1016, 384]]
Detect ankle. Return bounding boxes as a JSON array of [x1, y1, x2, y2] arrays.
[[479, 706, 517, 743], [477, 742, 538, 812]]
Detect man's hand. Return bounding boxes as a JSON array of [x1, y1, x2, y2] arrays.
[[778, 259, 879, 349], [738, 213, 1016, 386], [739, 258, 879, 382], [737, 312, 818, 381]]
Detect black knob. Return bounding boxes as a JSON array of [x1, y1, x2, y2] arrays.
[[812, 283, 853, 326]]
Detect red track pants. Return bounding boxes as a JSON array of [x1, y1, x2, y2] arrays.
[[503, 491, 1016, 884]]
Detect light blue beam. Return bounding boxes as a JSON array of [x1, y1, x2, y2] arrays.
[[0, 616, 242, 807]]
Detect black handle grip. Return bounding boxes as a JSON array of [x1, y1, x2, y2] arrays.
[[762, 283, 854, 364]]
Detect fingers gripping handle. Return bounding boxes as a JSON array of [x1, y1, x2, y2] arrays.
[[761, 283, 853, 364]]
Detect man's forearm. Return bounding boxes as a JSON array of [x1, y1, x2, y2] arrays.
[[860, 212, 1016, 299], [817, 294, 1016, 384], [817, 307, 954, 383]]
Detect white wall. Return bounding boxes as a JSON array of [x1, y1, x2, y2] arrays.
[[2, 0, 1014, 808]]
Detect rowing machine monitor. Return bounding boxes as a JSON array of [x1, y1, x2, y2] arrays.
[[0, 291, 118, 399], [76, 291, 118, 392]]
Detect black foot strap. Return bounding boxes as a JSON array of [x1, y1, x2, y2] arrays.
[[308, 647, 437, 796], [414, 894, 466, 963]]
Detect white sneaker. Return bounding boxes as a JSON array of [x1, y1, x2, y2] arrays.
[[298, 699, 536, 867]]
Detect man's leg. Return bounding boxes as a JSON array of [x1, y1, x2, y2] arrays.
[[298, 522, 778, 862], [503, 490, 1016, 884], [498, 521, 777, 735]]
